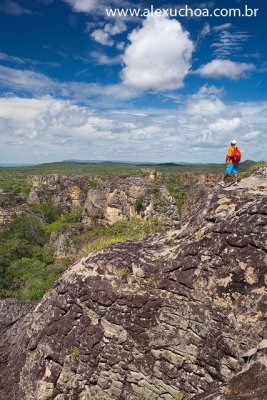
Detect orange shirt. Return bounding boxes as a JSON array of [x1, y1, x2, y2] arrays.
[[227, 146, 240, 164]]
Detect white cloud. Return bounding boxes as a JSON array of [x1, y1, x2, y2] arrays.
[[0, 51, 59, 68], [63, 0, 121, 13], [0, 0, 36, 15], [208, 117, 242, 133], [63, 0, 97, 12], [116, 42, 125, 50], [1, 91, 267, 163], [186, 85, 226, 116], [200, 22, 211, 37], [0, 65, 139, 103], [213, 23, 232, 32], [104, 21, 127, 36], [90, 51, 121, 65], [210, 27, 251, 58], [0, 65, 55, 94], [122, 14, 194, 91], [196, 59, 256, 80], [90, 21, 127, 46], [90, 29, 114, 46]]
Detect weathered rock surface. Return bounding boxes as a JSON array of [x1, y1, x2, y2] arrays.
[[0, 172, 179, 233], [0, 168, 266, 400], [27, 174, 101, 211], [50, 225, 87, 259], [82, 175, 179, 226], [0, 191, 25, 228]]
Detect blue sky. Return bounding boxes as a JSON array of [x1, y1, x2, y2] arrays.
[[0, 0, 266, 163]]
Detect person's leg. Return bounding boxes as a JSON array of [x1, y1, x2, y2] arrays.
[[233, 164, 239, 184], [223, 164, 233, 183]]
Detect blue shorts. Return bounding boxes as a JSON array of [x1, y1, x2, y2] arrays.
[[225, 164, 239, 175]]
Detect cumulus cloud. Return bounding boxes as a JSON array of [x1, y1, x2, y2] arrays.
[[90, 29, 114, 46], [196, 59, 256, 80], [122, 14, 194, 91], [90, 21, 127, 46], [0, 65, 139, 103], [1, 90, 267, 163], [63, 0, 121, 13], [208, 117, 242, 133], [63, 0, 97, 12]]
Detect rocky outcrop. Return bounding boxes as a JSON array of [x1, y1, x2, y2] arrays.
[[82, 175, 179, 226], [26, 173, 179, 227], [27, 175, 102, 211], [0, 168, 266, 400], [50, 225, 86, 259], [0, 191, 25, 228]]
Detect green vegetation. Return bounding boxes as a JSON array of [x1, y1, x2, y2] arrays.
[[117, 267, 131, 280], [82, 218, 168, 255], [70, 347, 80, 359], [0, 159, 257, 181], [240, 160, 267, 179], [0, 215, 70, 302], [0, 173, 32, 196], [88, 180, 102, 190], [174, 392, 191, 400], [134, 195, 146, 214], [44, 208, 83, 233], [0, 160, 264, 303], [29, 203, 61, 223]]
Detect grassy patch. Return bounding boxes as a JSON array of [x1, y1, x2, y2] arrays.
[[174, 392, 191, 400], [240, 161, 267, 179], [0, 172, 32, 196], [82, 218, 167, 255], [44, 208, 83, 233], [2, 257, 69, 302]]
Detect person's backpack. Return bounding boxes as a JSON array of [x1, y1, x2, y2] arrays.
[[232, 147, 241, 163]]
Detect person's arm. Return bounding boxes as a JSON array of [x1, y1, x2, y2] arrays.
[[225, 147, 232, 164]]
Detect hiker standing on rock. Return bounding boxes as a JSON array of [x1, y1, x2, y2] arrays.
[[219, 140, 242, 187]]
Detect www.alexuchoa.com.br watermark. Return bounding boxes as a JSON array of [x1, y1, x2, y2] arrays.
[[105, 5, 259, 18]]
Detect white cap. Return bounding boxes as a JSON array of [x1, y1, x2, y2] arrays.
[[231, 139, 237, 145]]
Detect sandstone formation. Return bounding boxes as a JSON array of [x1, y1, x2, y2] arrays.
[[50, 225, 87, 259], [0, 191, 25, 228], [1, 171, 179, 231], [82, 175, 179, 226], [27, 174, 101, 211], [0, 168, 266, 400], [27, 173, 179, 226]]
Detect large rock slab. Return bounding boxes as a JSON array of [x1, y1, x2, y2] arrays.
[[0, 168, 266, 399]]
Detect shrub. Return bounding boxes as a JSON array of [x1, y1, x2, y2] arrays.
[[9, 216, 46, 244], [174, 393, 191, 400], [61, 208, 83, 223], [88, 180, 102, 190], [1, 257, 70, 302], [82, 218, 168, 255], [30, 203, 61, 223], [134, 195, 146, 214], [117, 267, 131, 280], [70, 347, 79, 359]]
